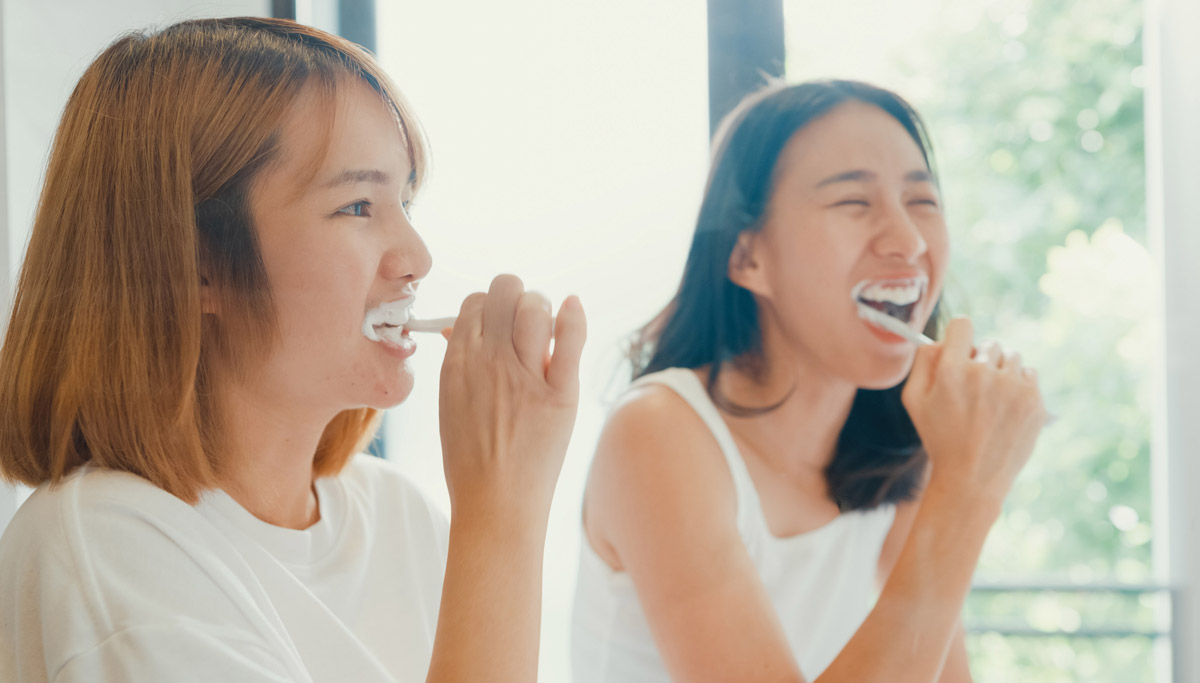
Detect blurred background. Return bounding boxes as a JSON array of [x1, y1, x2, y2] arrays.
[[0, 0, 1197, 681]]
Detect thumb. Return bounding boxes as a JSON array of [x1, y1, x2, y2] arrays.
[[903, 342, 942, 407]]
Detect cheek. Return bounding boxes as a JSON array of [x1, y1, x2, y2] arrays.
[[924, 222, 951, 277]]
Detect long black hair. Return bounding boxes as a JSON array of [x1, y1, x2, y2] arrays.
[[631, 80, 941, 512]]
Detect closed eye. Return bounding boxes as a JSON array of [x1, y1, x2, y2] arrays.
[[833, 199, 869, 208], [909, 198, 940, 208], [335, 200, 372, 218]]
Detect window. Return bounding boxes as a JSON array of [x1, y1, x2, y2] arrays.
[[783, 0, 1167, 679]]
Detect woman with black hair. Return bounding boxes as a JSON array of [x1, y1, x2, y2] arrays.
[[571, 80, 1046, 682]]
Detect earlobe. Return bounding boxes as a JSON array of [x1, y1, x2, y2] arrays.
[[728, 231, 771, 296]]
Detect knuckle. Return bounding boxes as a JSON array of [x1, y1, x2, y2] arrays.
[[461, 292, 486, 311]]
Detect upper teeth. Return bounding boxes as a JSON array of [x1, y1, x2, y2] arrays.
[[855, 281, 924, 306], [363, 298, 414, 342]]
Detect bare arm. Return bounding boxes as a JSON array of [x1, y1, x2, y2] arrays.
[[874, 499, 972, 682], [427, 510, 550, 682], [424, 276, 586, 683], [818, 481, 995, 681], [937, 624, 973, 683]]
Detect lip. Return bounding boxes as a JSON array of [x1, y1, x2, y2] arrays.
[[375, 330, 417, 360]]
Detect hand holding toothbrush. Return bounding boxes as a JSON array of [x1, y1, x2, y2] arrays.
[[900, 317, 1046, 511]]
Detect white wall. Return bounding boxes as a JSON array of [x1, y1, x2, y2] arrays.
[[374, 3, 710, 680], [0, 0, 270, 532], [1146, 0, 1200, 680]]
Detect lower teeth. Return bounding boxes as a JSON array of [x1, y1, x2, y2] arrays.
[[859, 300, 915, 323]]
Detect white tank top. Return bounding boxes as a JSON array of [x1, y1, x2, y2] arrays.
[[571, 368, 896, 682]]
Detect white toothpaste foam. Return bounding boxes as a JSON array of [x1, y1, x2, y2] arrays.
[[363, 298, 414, 345]]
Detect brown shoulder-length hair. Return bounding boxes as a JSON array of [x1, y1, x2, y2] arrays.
[[0, 17, 427, 503]]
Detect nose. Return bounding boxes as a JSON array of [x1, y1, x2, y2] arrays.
[[378, 210, 432, 284], [874, 199, 928, 263]]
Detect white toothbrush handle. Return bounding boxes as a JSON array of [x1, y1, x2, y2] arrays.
[[405, 316, 457, 333], [857, 305, 935, 345]]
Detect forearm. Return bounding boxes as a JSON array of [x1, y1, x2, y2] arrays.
[[425, 512, 548, 683], [936, 622, 973, 683], [817, 482, 996, 683]]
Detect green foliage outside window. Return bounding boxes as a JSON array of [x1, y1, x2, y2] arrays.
[[789, 0, 1159, 679]]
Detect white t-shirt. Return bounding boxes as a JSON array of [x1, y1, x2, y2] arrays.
[[0, 454, 449, 683]]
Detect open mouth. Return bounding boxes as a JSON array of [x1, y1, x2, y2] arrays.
[[363, 298, 414, 345], [852, 277, 926, 325]]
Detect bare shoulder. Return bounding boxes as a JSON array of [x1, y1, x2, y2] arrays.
[[584, 380, 739, 569]]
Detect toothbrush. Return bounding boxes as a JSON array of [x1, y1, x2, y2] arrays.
[[404, 316, 458, 333], [856, 303, 934, 346]]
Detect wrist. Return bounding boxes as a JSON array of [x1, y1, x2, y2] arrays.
[[449, 496, 551, 548], [919, 476, 1004, 537]]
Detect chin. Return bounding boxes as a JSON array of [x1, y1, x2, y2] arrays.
[[847, 355, 914, 391], [364, 368, 416, 409]]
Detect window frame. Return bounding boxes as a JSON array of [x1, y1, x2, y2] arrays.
[[711, 0, 1193, 679]]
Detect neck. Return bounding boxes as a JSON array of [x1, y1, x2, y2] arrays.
[[209, 364, 335, 530], [711, 328, 858, 478]]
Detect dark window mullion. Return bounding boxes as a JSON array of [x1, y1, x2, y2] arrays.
[[706, 0, 785, 137], [271, 0, 296, 21], [337, 0, 376, 53]]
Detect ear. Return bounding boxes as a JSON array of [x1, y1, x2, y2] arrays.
[[727, 231, 772, 297]]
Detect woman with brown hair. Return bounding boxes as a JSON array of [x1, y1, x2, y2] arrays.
[[0, 17, 585, 683]]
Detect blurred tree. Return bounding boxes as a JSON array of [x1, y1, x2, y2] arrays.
[[898, 0, 1156, 678], [786, 0, 1155, 678]]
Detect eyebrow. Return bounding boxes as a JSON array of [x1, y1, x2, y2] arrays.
[[815, 169, 934, 188], [321, 168, 394, 189]]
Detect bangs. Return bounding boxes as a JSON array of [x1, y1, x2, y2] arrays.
[[275, 63, 430, 205]]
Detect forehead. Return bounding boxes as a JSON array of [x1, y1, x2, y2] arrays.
[[268, 78, 413, 193], [775, 101, 928, 183]]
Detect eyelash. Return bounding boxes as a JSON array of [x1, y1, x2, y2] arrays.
[[833, 198, 940, 209], [333, 198, 416, 220], [336, 200, 372, 218]]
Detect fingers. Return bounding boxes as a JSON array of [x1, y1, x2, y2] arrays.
[[974, 340, 1002, 369], [999, 349, 1022, 373], [941, 317, 974, 361], [903, 317, 969, 402], [450, 292, 486, 342], [482, 274, 524, 347], [513, 291, 553, 375], [547, 296, 587, 393], [903, 342, 942, 401]]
